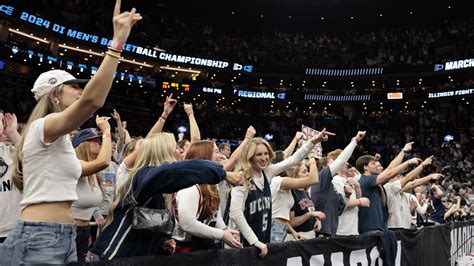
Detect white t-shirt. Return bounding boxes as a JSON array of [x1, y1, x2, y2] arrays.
[[384, 179, 412, 229], [115, 161, 131, 191], [270, 176, 294, 221], [71, 174, 103, 221], [0, 143, 22, 237], [20, 117, 82, 210], [332, 175, 359, 236]]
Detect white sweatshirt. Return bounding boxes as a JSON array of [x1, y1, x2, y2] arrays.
[[173, 185, 225, 242]]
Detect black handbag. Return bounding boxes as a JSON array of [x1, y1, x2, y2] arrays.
[[131, 196, 175, 235]]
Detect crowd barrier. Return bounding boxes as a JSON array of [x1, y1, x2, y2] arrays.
[[96, 221, 473, 266]]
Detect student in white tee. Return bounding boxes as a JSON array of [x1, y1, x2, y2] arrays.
[[0, 112, 22, 242], [270, 151, 320, 243], [331, 160, 370, 236], [1, 4, 142, 264]]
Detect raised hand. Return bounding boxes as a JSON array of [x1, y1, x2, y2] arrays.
[[245, 126, 256, 138], [112, 0, 143, 44], [403, 142, 415, 152], [374, 153, 382, 161], [408, 157, 422, 166], [163, 93, 178, 117], [95, 115, 111, 132], [355, 131, 366, 142], [3, 113, 18, 136], [183, 103, 194, 116], [428, 173, 444, 181], [111, 109, 121, 122], [421, 155, 434, 167], [311, 128, 336, 144], [294, 131, 305, 140]]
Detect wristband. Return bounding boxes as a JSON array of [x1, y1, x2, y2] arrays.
[[105, 51, 121, 59], [109, 41, 124, 52], [402, 149, 409, 153], [186, 112, 194, 116], [160, 116, 167, 120]]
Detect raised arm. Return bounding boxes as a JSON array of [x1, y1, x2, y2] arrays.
[[3, 113, 21, 145], [376, 158, 421, 185], [184, 103, 201, 143], [279, 153, 318, 190], [386, 142, 413, 170], [80, 116, 112, 177], [267, 129, 335, 178], [329, 131, 365, 177], [223, 126, 256, 171], [400, 156, 433, 188], [147, 94, 177, 137], [134, 160, 244, 198], [111, 109, 125, 155], [403, 173, 443, 192], [44, 1, 142, 143], [431, 184, 444, 199], [283, 131, 304, 159]]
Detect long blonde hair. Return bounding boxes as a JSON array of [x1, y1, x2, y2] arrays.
[[235, 137, 275, 186], [12, 85, 65, 191], [105, 132, 177, 227], [75, 140, 105, 194]]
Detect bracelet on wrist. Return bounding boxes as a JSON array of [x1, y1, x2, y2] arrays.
[[105, 51, 121, 59], [160, 116, 167, 120], [109, 41, 124, 52]]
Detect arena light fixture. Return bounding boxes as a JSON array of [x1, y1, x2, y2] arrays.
[[159, 66, 200, 74], [8, 28, 50, 44]]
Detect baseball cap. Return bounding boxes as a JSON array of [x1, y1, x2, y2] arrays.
[[72, 128, 101, 148], [31, 70, 89, 101]]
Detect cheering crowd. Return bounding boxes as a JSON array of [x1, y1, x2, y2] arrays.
[[0, 1, 472, 265]]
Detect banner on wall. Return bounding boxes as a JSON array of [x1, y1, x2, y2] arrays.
[[108, 221, 473, 266]]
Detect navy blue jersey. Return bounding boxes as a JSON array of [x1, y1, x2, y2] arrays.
[[242, 172, 272, 246], [291, 189, 316, 232]]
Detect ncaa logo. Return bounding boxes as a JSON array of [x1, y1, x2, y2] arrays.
[[434, 64, 444, 72]]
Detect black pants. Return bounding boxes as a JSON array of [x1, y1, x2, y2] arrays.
[[0, 237, 6, 243], [75, 226, 91, 265]]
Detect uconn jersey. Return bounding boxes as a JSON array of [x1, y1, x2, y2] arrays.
[[243, 172, 272, 246]]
